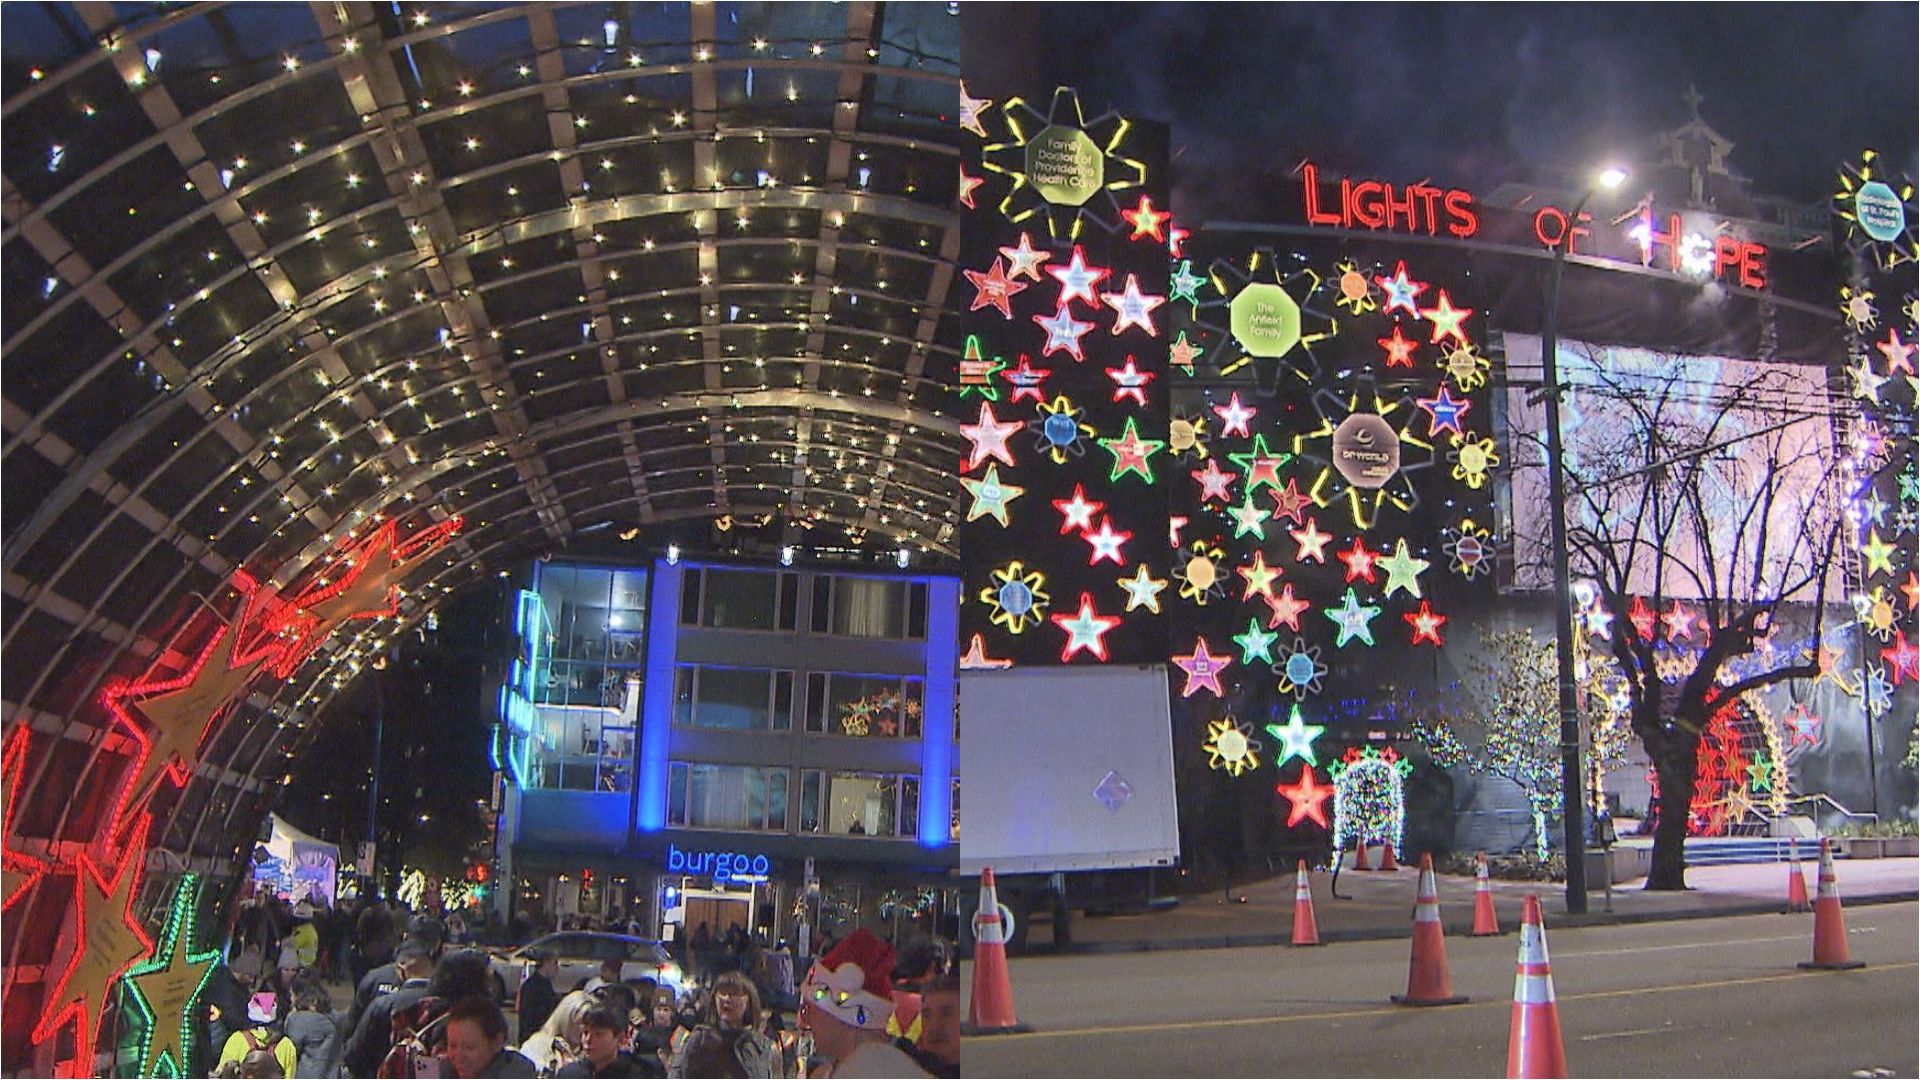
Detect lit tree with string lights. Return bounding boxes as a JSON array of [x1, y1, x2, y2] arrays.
[[1513, 344, 1846, 891]]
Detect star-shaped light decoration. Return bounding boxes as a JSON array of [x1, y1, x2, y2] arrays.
[[1227, 492, 1272, 540], [958, 335, 1007, 399], [959, 400, 1022, 471], [1418, 384, 1472, 438], [1211, 391, 1257, 438], [1324, 588, 1382, 648], [268, 517, 463, 678], [1099, 416, 1165, 483], [1661, 600, 1698, 642], [1337, 537, 1380, 584], [1083, 518, 1133, 566], [1627, 596, 1658, 641], [957, 165, 984, 209], [1859, 527, 1897, 577], [1746, 756, 1774, 792], [1377, 539, 1430, 599], [1277, 766, 1335, 829], [1052, 592, 1121, 662], [1783, 704, 1821, 747], [33, 816, 157, 1059], [1374, 260, 1428, 317], [1052, 483, 1104, 534], [1267, 478, 1314, 526], [1034, 303, 1096, 362], [1203, 718, 1264, 777], [1272, 637, 1328, 699], [1173, 637, 1234, 698], [958, 82, 991, 136], [1900, 571, 1920, 610], [1191, 458, 1235, 503], [998, 232, 1050, 281], [1122, 194, 1172, 242], [1167, 223, 1190, 257], [1169, 260, 1207, 310], [959, 634, 1014, 670], [1419, 289, 1473, 346], [1266, 704, 1327, 766], [1226, 434, 1291, 493], [960, 463, 1024, 525], [1047, 246, 1111, 308], [964, 257, 1029, 319], [1882, 630, 1919, 685], [1105, 356, 1156, 405], [1102, 273, 1166, 336], [1404, 600, 1448, 646], [1237, 550, 1282, 601], [1263, 584, 1313, 632], [1877, 326, 1915, 374], [1233, 618, 1280, 665], [1168, 331, 1203, 373], [1849, 353, 1889, 401], [1377, 325, 1418, 368], [122, 874, 220, 1080], [1118, 564, 1169, 613], [1000, 353, 1050, 403], [1291, 518, 1333, 563], [1, 728, 49, 913]]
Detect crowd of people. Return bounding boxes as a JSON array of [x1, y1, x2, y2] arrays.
[[198, 891, 959, 1078]]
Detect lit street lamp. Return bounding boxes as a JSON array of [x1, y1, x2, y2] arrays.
[[1543, 164, 1626, 915]]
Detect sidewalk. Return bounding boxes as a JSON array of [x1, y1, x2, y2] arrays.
[[1038, 857, 1920, 954]]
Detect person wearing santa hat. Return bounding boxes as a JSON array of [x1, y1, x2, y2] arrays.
[[798, 930, 932, 1079]]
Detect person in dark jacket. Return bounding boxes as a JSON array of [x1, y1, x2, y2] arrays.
[[205, 945, 265, 1061], [340, 946, 433, 1075], [516, 949, 561, 1044], [346, 935, 434, 1033], [556, 998, 659, 1078], [283, 974, 345, 1079], [442, 997, 538, 1078]]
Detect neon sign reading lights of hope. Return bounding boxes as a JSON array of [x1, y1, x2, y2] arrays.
[[1298, 161, 1768, 286]]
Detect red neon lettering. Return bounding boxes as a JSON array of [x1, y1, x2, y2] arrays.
[[1664, 214, 1684, 272], [1350, 180, 1386, 228], [1339, 177, 1356, 229], [1302, 163, 1341, 226], [1714, 235, 1742, 282], [1533, 206, 1567, 248], [1411, 185, 1443, 234], [1382, 183, 1418, 231], [1739, 243, 1766, 289], [1443, 189, 1478, 238]]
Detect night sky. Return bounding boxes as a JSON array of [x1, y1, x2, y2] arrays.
[[1020, 3, 1919, 223]]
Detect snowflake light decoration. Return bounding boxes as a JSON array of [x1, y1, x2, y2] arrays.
[[1841, 285, 1879, 332], [1443, 518, 1497, 579], [1291, 377, 1436, 530], [1173, 539, 1228, 606], [1030, 395, 1095, 464], [1448, 431, 1500, 490], [1183, 248, 1338, 391], [980, 561, 1050, 634], [977, 86, 1150, 243], [1168, 409, 1210, 461], [1834, 149, 1918, 271], [1330, 258, 1377, 315]]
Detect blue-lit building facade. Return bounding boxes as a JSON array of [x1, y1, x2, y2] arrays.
[[493, 552, 959, 944]]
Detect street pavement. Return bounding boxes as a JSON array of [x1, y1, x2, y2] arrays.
[[961, 900, 1920, 1078], [1033, 856, 1920, 952]]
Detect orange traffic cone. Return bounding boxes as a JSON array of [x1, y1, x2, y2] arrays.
[[1379, 839, 1401, 871], [1798, 838, 1865, 971], [1506, 894, 1568, 1079], [1292, 860, 1322, 946], [1785, 837, 1811, 914], [1352, 836, 1372, 871], [1473, 852, 1503, 936], [1392, 853, 1469, 1006], [964, 868, 1032, 1034]]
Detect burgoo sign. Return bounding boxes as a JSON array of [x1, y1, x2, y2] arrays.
[[666, 843, 771, 882]]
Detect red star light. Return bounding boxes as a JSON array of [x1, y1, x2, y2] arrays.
[[1106, 356, 1156, 405], [1337, 537, 1380, 584], [1263, 583, 1312, 632], [1083, 518, 1133, 566], [1000, 354, 1051, 403], [998, 232, 1051, 281], [1404, 600, 1448, 645], [33, 815, 156, 1063], [1052, 592, 1121, 662], [1, 728, 49, 912], [1167, 224, 1190, 258], [959, 633, 1014, 671], [1419, 289, 1473, 346], [1053, 484, 1104, 534], [1047, 246, 1111, 309], [1627, 596, 1658, 640], [964, 256, 1028, 319], [1877, 327, 1915, 374], [1377, 325, 1419, 368], [1191, 459, 1235, 503], [957, 165, 984, 209], [1212, 391, 1256, 437], [1883, 630, 1919, 686], [1122, 194, 1172, 242], [1277, 766, 1334, 829], [1900, 572, 1920, 611], [1268, 478, 1314, 526], [959, 401, 1022, 472], [1661, 600, 1697, 642]]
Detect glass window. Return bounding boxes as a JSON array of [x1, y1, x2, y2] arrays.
[[810, 576, 928, 640], [800, 769, 821, 833], [804, 672, 828, 733], [901, 777, 920, 840], [821, 674, 923, 739], [672, 666, 783, 729], [701, 568, 778, 630], [773, 671, 794, 731], [951, 779, 960, 843], [822, 773, 903, 838], [671, 764, 790, 832]]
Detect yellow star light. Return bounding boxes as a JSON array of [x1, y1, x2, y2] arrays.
[[1118, 564, 1169, 613], [1860, 528, 1896, 577]]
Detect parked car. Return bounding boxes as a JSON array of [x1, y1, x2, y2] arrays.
[[489, 932, 685, 1005]]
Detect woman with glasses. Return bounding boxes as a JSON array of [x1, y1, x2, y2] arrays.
[[667, 972, 780, 1078]]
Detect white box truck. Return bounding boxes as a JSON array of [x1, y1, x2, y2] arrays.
[[959, 664, 1181, 951]]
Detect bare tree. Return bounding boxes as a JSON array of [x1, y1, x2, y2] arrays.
[[1513, 343, 1845, 890]]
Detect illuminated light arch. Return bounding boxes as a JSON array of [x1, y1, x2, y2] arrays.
[[1329, 746, 1411, 862]]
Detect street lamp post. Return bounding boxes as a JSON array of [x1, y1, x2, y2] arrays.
[[1542, 166, 1625, 916]]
